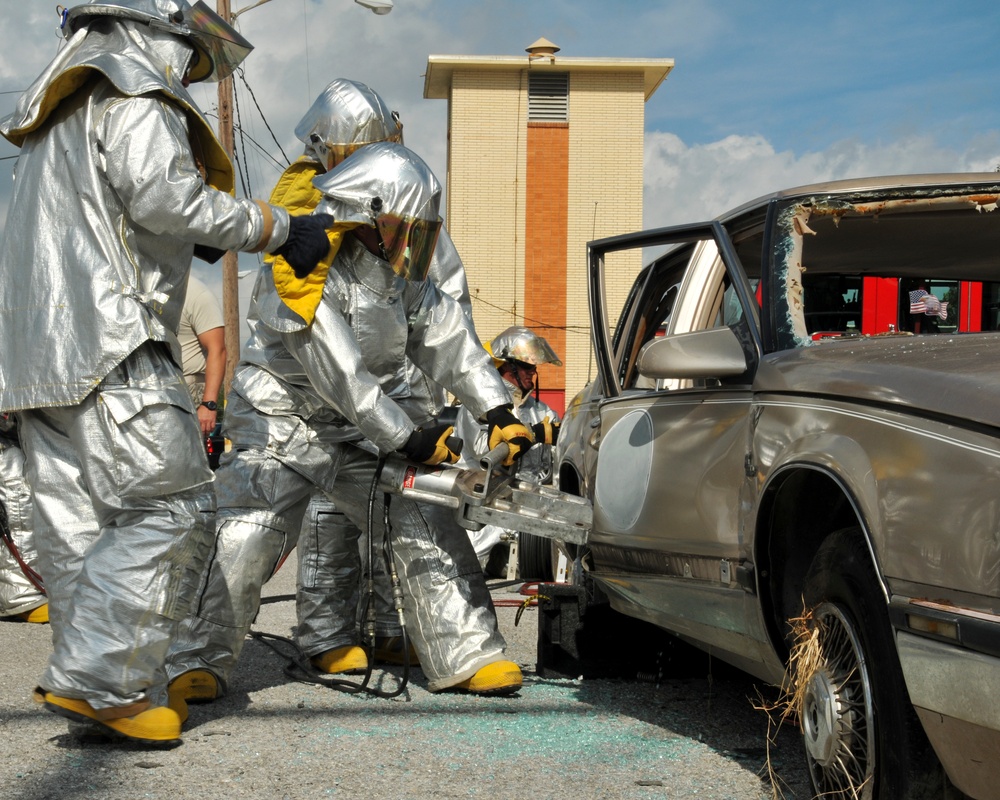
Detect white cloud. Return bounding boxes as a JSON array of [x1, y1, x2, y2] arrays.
[[643, 130, 1000, 228]]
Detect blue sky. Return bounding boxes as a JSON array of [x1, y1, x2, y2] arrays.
[[1, 1, 998, 321]]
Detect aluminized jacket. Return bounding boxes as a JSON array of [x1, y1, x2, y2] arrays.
[[259, 156, 474, 426], [0, 20, 286, 411], [238, 235, 508, 453]]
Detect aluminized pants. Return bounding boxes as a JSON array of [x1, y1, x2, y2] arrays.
[[309, 447, 505, 691], [295, 494, 401, 656], [17, 343, 215, 711], [168, 404, 506, 691], [0, 440, 46, 617], [167, 445, 316, 686]]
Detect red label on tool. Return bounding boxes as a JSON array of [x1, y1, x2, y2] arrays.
[[403, 466, 418, 489]]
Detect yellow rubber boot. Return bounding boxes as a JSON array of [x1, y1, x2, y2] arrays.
[[168, 669, 220, 704], [44, 694, 181, 747], [16, 603, 49, 624], [373, 636, 420, 666], [167, 687, 189, 725], [452, 660, 522, 695], [311, 645, 368, 674], [64, 700, 187, 742]]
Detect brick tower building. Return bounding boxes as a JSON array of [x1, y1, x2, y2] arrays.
[[423, 39, 672, 413]]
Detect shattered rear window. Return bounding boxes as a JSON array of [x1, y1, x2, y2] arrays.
[[771, 186, 1000, 350]]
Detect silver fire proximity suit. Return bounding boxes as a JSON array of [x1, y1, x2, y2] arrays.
[[0, 416, 46, 621], [0, 3, 293, 718], [167, 142, 519, 692], [296, 226, 477, 661], [260, 78, 481, 667]]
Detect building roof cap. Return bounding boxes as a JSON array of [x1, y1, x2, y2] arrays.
[[424, 50, 673, 101]]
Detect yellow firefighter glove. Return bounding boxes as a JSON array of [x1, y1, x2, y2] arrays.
[[485, 405, 534, 466]]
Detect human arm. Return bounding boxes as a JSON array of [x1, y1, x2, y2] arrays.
[[279, 298, 417, 455], [195, 325, 225, 434], [99, 94, 289, 254], [404, 282, 534, 465], [403, 281, 511, 419]]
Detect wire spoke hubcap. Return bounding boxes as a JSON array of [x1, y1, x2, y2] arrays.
[[800, 602, 875, 797]]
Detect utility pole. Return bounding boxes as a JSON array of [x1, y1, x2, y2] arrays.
[[216, 0, 240, 395]]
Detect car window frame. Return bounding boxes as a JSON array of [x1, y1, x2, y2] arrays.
[[588, 221, 762, 399]]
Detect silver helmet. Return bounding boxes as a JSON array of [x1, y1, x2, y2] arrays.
[[314, 141, 442, 282], [489, 327, 562, 367], [61, 0, 253, 83], [294, 78, 403, 171]]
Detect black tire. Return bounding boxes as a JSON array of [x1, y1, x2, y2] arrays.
[[517, 532, 553, 581], [796, 527, 945, 800]]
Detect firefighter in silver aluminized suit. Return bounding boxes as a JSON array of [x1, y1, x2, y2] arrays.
[[0, 1, 332, 746], [0, 414, 48, 624], [279, 79, 477, 677], [167, 142, 534, 700], [454, 327, 563, 567]]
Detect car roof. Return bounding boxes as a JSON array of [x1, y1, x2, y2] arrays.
[[719, 172, 1000, 222]]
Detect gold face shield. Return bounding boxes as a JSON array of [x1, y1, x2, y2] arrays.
[[373, 210, 442, 282], [178, 1, 253, 83], [320, 126, 403, 171]]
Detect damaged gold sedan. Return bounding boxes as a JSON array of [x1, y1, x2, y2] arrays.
[[550, 174, 1000, 800]]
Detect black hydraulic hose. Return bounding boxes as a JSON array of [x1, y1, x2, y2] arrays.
[[379, 490, 413, 682]]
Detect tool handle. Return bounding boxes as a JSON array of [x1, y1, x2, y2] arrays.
[[445, 435, 464, 455], [480, 442, 510, 472]]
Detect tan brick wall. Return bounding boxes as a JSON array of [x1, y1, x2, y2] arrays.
[[565, 72, 645, 400], [445, 70, 527, 346]]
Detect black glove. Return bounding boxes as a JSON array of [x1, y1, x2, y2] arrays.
[[274, 213, 335, 278], [485, 405, 534, 466], [531, 415, 560, 446], [402, 423, 461, 466]]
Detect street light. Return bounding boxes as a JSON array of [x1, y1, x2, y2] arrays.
[[356, 0, 393, 13], [216, 0, 392, 393]]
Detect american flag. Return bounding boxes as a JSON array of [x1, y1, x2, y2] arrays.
[[909, 289, 948, 320]]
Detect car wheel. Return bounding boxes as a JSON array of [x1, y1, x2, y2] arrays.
[[517, 532, 553, 581], [797, 527, 945, 800]]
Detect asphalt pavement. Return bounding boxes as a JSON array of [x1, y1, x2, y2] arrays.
[[0, 554, 811, 800]]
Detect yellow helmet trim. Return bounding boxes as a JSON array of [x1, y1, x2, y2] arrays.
[[483, 341, 504, 369]]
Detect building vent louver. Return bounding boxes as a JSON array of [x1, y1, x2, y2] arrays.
[[528, 73, 569, 122]]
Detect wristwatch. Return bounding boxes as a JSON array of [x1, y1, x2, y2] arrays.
[[200, 401, 218, 411]]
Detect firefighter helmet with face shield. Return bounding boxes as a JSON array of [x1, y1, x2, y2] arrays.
[[61, 0, 253, 83], [314, 141, 442, 282], [294, 78, 403, 172], [488, 327, 562, 368]]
